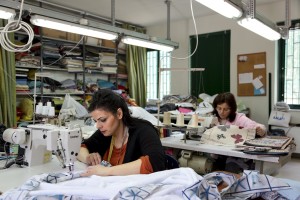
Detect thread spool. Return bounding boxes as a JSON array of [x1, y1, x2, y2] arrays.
[[163, 112, 171, 125], [46, 101, 52, 107], [35, 102, 43, 114], [42, 106, 49, 116], [190, 114, 199, 127], [48, 106, 55, 117], [176, 113, 185, 126]]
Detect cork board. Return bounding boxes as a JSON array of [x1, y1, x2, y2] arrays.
[[237, 52, 266, 96]]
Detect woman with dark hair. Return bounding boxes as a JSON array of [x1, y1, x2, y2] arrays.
[[212, 92, 266, 136], [212, 92, 266, 173], [78, 89, 166, 176]]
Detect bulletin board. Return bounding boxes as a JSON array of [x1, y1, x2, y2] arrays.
[[237, 52, 266, 96]]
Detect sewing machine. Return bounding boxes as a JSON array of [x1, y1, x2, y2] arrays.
[[187, 116, 218, 140], [2, 124, 82, 173]]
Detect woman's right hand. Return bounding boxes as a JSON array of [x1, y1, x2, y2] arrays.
[[86, 152, 102, 166]]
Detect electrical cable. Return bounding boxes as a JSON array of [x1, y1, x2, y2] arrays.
[[0, 142, 12, 169], [158, 0, 199, 64], [0, 0, 34, 52], [170, 0, 199, 60], [43, 35, 85, 67], [157, 0, 202, 99]]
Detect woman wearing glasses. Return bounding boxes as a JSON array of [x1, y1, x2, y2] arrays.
[[78, 89, 165, 176], [211, 92, 266, 173], [212, 92, 266, 137]]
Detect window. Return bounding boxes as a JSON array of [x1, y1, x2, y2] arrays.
[[278, 20, 300, 109], [146, 50, 171, 100]]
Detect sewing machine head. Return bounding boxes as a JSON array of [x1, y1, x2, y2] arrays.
[[3, 124, 82, 173]]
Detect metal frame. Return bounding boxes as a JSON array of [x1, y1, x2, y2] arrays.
[[0, 0, 179, 49]]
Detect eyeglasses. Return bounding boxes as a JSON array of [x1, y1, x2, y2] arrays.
[[216, 106, 231, 112]]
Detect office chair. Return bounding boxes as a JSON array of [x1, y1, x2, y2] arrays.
[[165, 154, 179, 169]]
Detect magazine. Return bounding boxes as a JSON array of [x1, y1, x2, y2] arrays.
[[244, 136, 293, 149]]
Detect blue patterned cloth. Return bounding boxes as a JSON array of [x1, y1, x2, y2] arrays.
[[0, 168, 296, 200], [183, 170, 292, 200]]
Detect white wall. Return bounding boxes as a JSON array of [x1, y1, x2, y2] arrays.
[[147, 0, 300, 126]]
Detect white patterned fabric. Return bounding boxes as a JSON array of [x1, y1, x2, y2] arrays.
[[183, 170, 292, 200], [200, 125, 256, 145], [0, 168, 298, 200]]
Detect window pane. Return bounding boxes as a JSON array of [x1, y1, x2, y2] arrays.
[[281, 24, 300, 106], [147, 51, 158, 100], [146, 51, 171, 101], [159, 51, 171, 99]]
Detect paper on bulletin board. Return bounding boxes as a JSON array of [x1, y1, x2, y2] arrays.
[[254, 87, 265, 95], [252, 75, 263, 89], [252, 75, 265, 95], [239, 73, 253, 84], [254, 64, 265, 69]]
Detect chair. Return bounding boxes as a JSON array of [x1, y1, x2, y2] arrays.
[[165, 154, 179, 169]]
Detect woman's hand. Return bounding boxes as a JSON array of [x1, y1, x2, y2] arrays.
[[80, 165, 110, 177], [256, 126, 266, 137], [86, 152, 102, 166]]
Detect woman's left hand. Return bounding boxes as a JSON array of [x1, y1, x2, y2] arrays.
[[80, 165, 111, 177], [256, 127, 266, 137]]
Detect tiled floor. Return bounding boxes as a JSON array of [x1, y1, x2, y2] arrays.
[[274, 157, 300, 182]]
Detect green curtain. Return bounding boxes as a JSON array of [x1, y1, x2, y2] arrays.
[[126, 46, 147, 107], [0, 19, 16, 127], [122, 24, 147, 107]]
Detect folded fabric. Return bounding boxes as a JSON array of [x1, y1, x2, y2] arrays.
[[0, 169, 294, 200], [183, 170, 291, 200]]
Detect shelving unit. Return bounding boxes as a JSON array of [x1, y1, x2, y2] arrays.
[[14, 25, 127, 124]]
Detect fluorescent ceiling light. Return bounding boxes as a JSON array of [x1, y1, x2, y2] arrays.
[[30, 15, 118, 40], [122, 36, 175, 52], [0, 6, 15, 19], [237, 17, 281, 41], [195, 0, 242, 18]]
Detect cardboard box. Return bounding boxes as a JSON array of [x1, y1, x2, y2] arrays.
[[67, 33, 81, 42], [41, 27, 67, 40], [102, 39, 116, 48], [84, 36, 102, 46]]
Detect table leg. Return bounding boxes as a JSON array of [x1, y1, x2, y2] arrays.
[[255, 160, 264, 173], [255, 160, 281, 175]]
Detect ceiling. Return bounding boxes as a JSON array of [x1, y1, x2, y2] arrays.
[[33, 0, 283, 27]]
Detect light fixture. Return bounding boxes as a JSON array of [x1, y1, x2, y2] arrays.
[[0, 1, 178, 51], [237, 0, 281, 41], [238, 17, 281, 41], [30, 15, 118, 40], [122, 36, 175, 52], [0, 6, 16, 19], [195, 0, 242, 19]]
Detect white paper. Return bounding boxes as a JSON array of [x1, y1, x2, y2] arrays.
[[259, 88, 265, 94], [239, 73, 253, 84], [252, 77, 263, 89], [238, 56, 247, 62], [254, 64, 265, 69]]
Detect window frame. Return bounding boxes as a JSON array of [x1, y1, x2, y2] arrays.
[[146, 50, 171, 101], [278, 19, 300, 109]]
